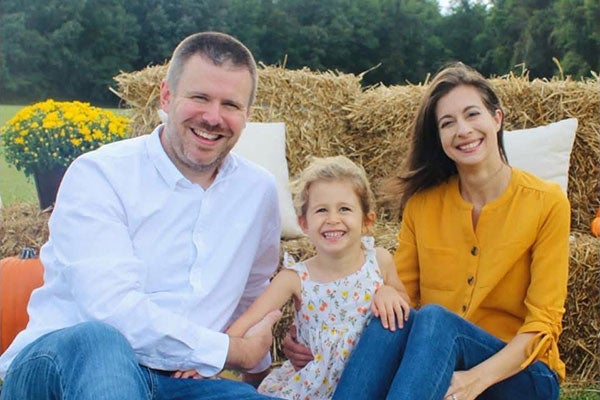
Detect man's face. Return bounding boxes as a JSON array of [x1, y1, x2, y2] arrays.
[[159, 54, 253, 186]]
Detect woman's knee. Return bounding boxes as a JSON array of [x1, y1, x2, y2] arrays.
[[413, 304, 458, 336]]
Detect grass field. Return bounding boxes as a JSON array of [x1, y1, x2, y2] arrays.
[[1, 105, 38, 205]]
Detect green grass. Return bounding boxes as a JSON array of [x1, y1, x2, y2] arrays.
[[1, 105, 38, 205]]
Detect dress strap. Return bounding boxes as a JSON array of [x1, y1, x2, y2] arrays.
[[283, 252, 308, 275], [361, 236, 375, 251]]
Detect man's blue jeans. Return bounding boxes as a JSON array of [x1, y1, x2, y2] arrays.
[[333, 304, 560, 400], [0, 321, 279, 400]]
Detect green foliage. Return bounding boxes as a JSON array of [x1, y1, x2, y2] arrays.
[[0, 0, 598, 105]]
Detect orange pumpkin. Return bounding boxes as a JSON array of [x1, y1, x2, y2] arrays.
[[0, 247, 44, 352], [592, 217, 600, 238]]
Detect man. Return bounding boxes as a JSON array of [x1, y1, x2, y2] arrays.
[[0, 32, 282, 400]]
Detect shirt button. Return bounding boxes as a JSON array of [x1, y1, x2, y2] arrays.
[[467, 276, 475, 285], [470, 246, 478, 256]]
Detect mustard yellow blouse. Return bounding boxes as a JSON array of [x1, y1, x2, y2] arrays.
[[394, 168, 570, 381]]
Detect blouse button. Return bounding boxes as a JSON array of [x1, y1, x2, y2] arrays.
[[467, 276, 475, 285], [461, 305, 467, 312], [470, 246, 478, 256]]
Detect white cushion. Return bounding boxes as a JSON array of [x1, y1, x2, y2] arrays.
[[504, 118, 578, 193], [233, 122, 303, 239]]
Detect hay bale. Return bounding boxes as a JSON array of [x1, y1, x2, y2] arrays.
[[251, 65, 363, 177], [110, 63, 168, 136], [0, 203, 50, 257], [560, 232, 599, 381], [344, 84, 426, 200]]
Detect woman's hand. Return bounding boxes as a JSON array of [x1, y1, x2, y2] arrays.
[[443, 370, 486, 400], [282, 324, 313, 370], [371, 284, 410, 331]]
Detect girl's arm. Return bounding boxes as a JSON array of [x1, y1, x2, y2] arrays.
[[372, 247, 411, 331], [227, 268, 301, 338]]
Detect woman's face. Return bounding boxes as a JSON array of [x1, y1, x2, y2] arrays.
[[435, 85, 502, 169]]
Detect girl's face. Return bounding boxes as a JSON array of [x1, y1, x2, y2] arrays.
[[435, 85, 503, 170], [299, 179, 373, 258]]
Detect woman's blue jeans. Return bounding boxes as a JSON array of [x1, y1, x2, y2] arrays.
[[332, 304, 560, 400], [0, 321, 278, 400]]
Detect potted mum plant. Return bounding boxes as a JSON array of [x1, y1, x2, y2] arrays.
[[1, 99, 129, 209]]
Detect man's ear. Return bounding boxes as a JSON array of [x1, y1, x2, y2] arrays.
[[159, 80, 171, 112]]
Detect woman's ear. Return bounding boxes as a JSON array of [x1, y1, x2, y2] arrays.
[[494, 108, 503, 131]]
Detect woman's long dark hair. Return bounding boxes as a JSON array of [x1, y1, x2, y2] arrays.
[[383, 62, 507, 212]]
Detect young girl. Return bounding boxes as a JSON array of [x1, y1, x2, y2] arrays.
[[229, 155, 410, 399]]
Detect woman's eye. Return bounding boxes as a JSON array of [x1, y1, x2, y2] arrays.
[[439, 120, 452, 129]]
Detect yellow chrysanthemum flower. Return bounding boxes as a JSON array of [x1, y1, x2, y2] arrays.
[[1, 99, 130, 177]]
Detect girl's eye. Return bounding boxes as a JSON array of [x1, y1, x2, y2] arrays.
[[340, 206, 351, 212], [316, 208, 327, 213]]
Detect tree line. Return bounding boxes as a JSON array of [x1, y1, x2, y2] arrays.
[[1, 0, 598, 105]]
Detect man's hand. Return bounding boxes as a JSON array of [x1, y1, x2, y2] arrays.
[[226, 309, 282, 370], [371, 285, 410, 331], [282, 324, 313, 370]]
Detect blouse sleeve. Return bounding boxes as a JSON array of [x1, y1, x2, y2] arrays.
[[518, 186, 570, 378]]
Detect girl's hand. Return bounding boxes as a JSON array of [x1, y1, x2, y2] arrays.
[[371, 284, 410, 331], [172, 369, 202, 379]]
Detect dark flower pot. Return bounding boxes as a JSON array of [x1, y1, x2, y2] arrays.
[[33, 165, 67, 210]]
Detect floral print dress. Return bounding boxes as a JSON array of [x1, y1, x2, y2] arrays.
[[258, 236, 384, 400]]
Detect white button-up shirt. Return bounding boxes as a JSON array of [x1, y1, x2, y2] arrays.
[[0, 126, 281, 378]]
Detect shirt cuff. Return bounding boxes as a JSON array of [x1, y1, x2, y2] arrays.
[[192, 332, 230, 377]]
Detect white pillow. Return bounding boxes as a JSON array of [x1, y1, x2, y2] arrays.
[[233, 122, 303, 239], [504, 118, 578, 193]]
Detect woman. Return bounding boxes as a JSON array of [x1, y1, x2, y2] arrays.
[[285, 63, 569, 400]]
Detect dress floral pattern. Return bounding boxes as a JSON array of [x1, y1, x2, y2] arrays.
[[258, 236, 383, 400]]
